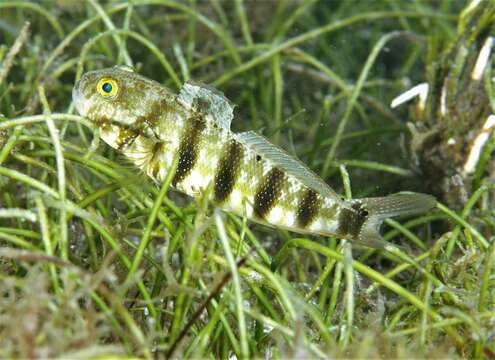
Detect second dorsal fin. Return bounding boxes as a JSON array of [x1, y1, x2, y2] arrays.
[[178, 81, 234, 130], [236, 131, 342, 201]]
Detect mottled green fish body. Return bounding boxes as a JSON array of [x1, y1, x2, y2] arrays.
[[73, 66, 436, 248]]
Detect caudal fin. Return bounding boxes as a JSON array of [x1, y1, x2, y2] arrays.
[[356, 193, 436, 248]]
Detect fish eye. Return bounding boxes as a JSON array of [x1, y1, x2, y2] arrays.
[[97, 77, 119, 98]]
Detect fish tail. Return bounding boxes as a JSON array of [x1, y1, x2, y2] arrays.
[[354, 193, 436, 248]]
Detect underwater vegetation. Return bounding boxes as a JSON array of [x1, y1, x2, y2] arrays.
[[0, 0, 494, 358], [405, 1, 495, 209]]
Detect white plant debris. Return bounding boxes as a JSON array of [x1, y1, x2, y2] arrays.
[[440, 84, 448, 116], [464, 115, 495, 174], [471, 36, 493, 81], [390, 83, 429, 111]]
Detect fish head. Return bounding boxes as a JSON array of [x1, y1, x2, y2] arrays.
[[72, 65, 175, 130]]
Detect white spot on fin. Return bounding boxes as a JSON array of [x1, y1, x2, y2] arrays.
[[178, 81, 234, 129], [235, 131, 342, 202]]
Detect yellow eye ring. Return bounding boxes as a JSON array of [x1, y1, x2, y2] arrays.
[[97, 77, 119, 97]]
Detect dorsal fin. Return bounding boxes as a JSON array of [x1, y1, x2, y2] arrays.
[[178, 81, 234, 129], [236, 131, 342, 201]]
